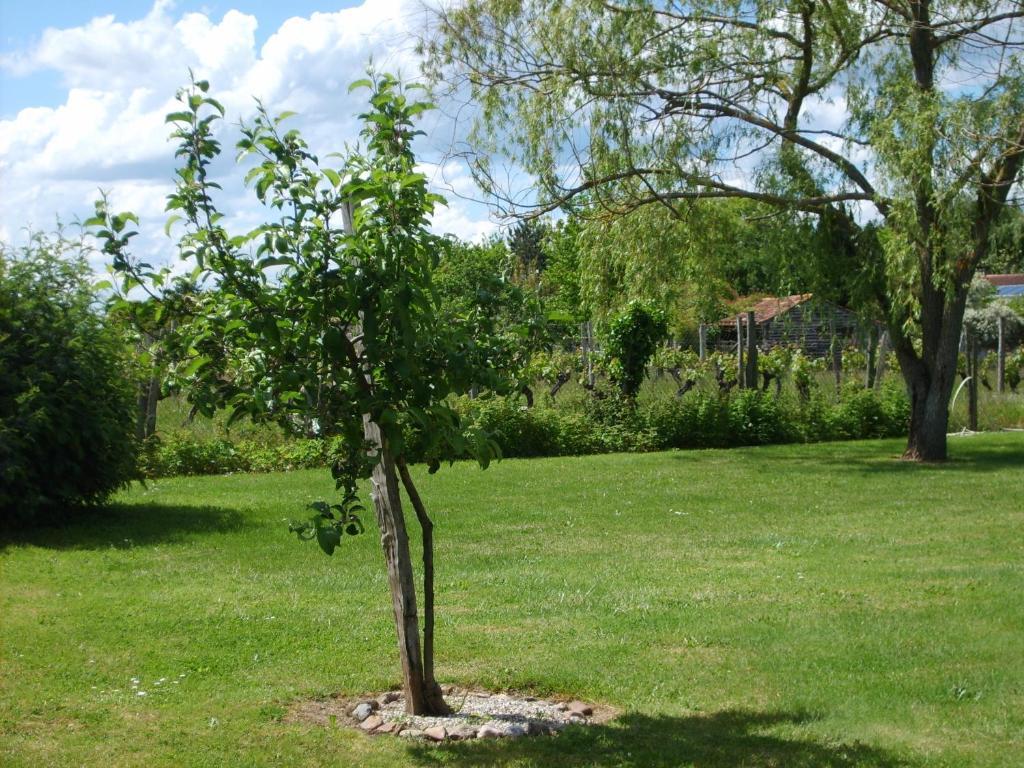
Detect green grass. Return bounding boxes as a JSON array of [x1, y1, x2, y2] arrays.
[[2, 435, 1023, 767]]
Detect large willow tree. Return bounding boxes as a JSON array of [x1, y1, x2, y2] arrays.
[[426, 0, 1024, 460]]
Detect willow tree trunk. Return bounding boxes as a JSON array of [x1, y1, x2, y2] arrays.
[[892, 280, 969, 462]]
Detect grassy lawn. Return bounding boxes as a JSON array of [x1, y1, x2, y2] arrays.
[[2, 435, 1023, 767]]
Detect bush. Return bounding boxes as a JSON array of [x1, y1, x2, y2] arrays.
[[136, 383, 915, 479], [0, 234, 137, 523]]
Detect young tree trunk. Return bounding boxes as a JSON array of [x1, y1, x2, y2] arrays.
[[135, 376, 160, 440], [361, 417, 438, 714], [548, 371, 571, 400], [144, 376, 159, 437], [397, 458, 450, 715], [521, 385, 535, 408]]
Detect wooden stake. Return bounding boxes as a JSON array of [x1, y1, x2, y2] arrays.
[[745, 311, 758, 390], [736, 316, 744, 388], [997, 315, 1005, 393]]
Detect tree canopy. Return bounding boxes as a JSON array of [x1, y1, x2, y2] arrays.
[[426, 0, 1024, 459]]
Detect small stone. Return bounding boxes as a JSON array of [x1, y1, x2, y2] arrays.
[[567, 701, 593, 717], [379, 691, 400, 705], [352, 702, 375, 722], [359, 715, 383, 732], [477, 724, 504, 739], [400, 729, 425, 739], [376, 721, 402, 734], [523, 696, 538, 702], [447, 724, 478, 740], [569, 711, 587, 720], [526, 720, 547, 736], [423, 726, 448, 741]]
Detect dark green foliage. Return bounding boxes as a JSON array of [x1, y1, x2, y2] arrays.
[[138, 385, 912, 477], [604, 301, 668, 398], [0, 233, 137, 523], [984, 206, 1024, 273], [539, 218, 584, 323], [507, 218, 548, 277]]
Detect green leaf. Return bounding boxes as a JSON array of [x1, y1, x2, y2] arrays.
[[323, 327, 346, 360], [203, 97, 226, 116], [164, 215, 183, 236], [322, 168, 341, 188], [315, 524, 341, 556], [180, 356, 211, 378], [348, 78, 373, 93]]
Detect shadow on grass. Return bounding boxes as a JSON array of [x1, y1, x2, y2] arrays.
[[0, 502, 249, 552], [816, 436, 1024, 475], [667, 435, 1023, 475], [405, 710, 909, 768]]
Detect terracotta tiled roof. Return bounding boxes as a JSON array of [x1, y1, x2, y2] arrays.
[[983, 273, 1024, 287], [719, 293, 814, 326]]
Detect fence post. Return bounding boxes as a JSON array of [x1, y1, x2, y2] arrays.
[[831, 335, 842, 392], [736, 316, 745, 388], [968, 333, 979, 431], [874, 331, 889, 388], [581, 321, 595, 388], [698, 322, 707, 361], [997, 315, 1005, 393], [865, 326, 878, 389], [745, 310, 758, 390]]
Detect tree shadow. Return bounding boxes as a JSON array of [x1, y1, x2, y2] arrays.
[[0, 501, 249, 552], [404, 710, 912, 768], [668, 436, 1024, 475], [810, 437, 1023, 475]]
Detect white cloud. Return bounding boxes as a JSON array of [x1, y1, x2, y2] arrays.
[[0, 0, 494, 260]]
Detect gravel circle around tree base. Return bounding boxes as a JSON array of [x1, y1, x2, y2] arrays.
[[286, 686, 617, 742]]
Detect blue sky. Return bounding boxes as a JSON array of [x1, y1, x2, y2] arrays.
[[0, 0, 498, 264], [0, 2, 364, 116]]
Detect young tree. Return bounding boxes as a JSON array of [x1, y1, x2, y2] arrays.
[[604, 300, 668, 398], [426, 0, 1024, 460], [93, 74, 503, 715]]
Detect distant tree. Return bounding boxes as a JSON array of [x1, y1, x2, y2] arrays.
[[93, 74, 504, 715], [539, 217, 586, 323], [507, 218, 548, 281], [964, 276, 1024, 349], [428, 0, 1024, 461], [0, 231, 136, 524]]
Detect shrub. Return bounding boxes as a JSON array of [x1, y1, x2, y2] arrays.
[[137, 381, 916, 479], [0, 233, 137, 523], [728, 389, 792, 445]]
